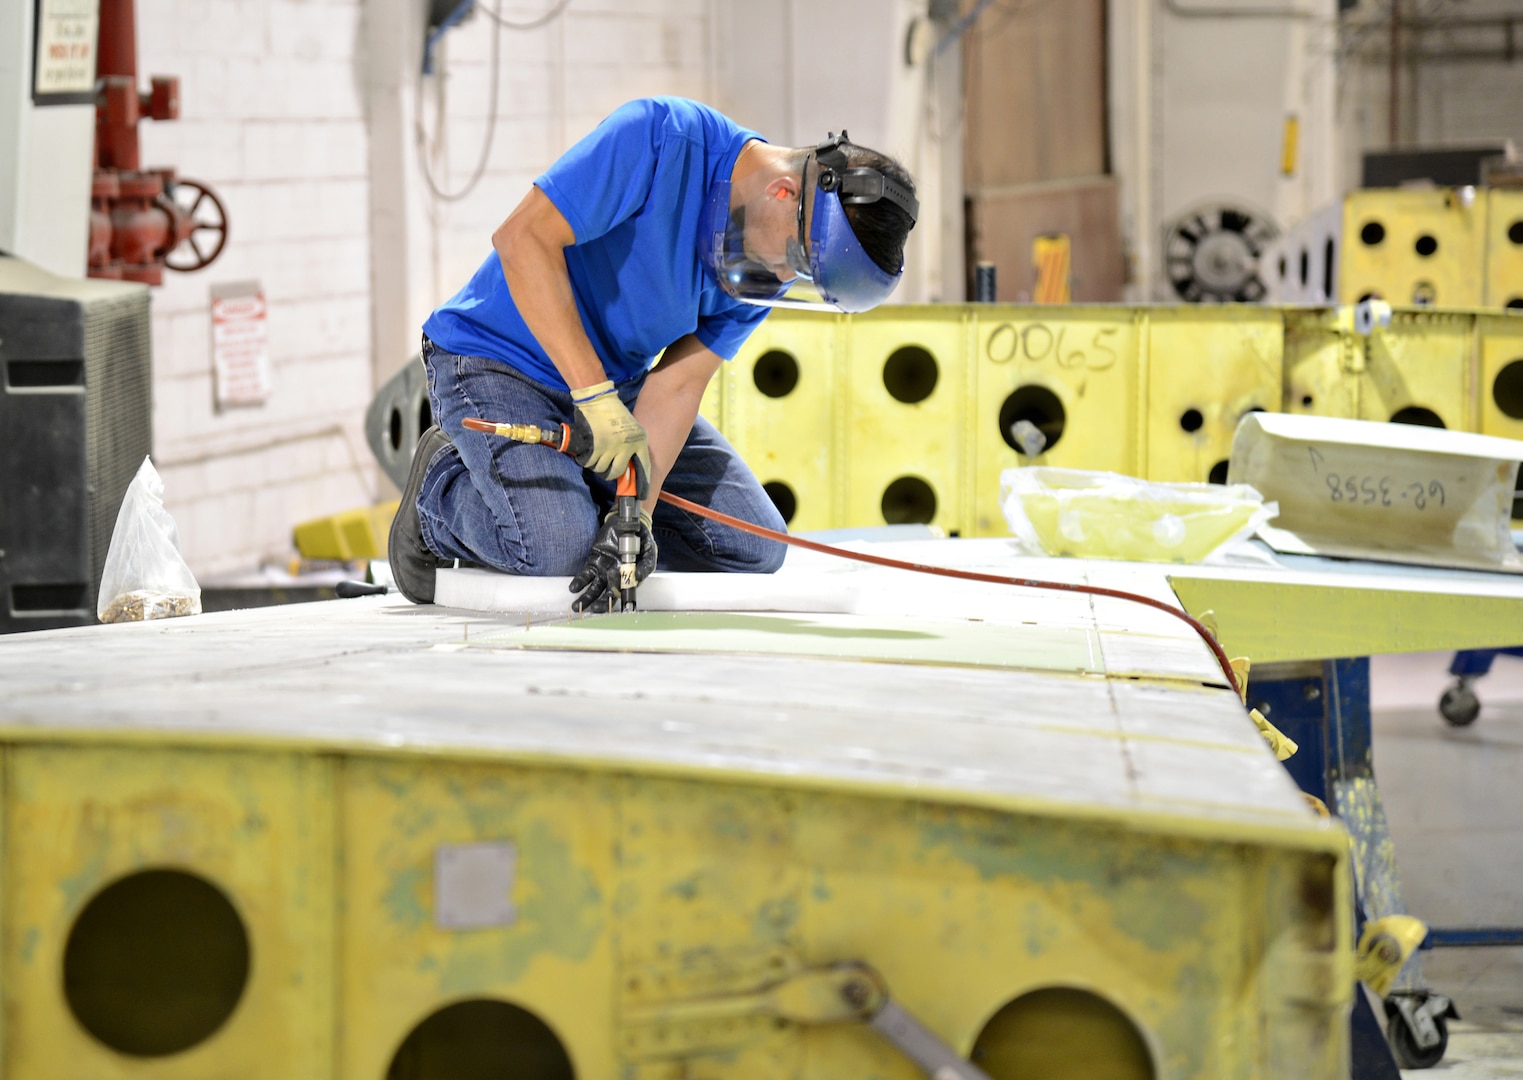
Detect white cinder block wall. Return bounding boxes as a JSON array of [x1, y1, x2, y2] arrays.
[[137, 0, 376, 578], [131, 0, 945, 579], [133, 0, 722, 579]]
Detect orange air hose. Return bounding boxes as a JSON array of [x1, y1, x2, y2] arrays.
[[656, 490, 1243, 700]]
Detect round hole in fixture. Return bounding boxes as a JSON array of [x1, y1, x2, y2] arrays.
[[1179, 408, 1204, 433], [64, 869, 250, 1057], [999, 385, 1066, 455], [753, 350, 799, 399], [1360, 221, 1386, 246], [971, 987, 1155, 1080], [1508, 220, 1523, 245], [762, 481, 797, 525], [882, 345, 939, 404], [1390, 406, 1446, 429], [1492, 360, 1523, 420], [386, 999, 574, 1080], [1208, 460, 1231, 485], [881, 476, 937, 525], [1415, 234, 1439, 257]]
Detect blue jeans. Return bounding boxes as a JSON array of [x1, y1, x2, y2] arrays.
[[416, 336, 788, 577]]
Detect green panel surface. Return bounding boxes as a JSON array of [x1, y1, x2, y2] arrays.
[[1169, 575, 1523, 663], [474, 612, 1103, 675]]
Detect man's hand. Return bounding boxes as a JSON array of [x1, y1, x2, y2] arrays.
[[570, 381, 652, 497], [570, 508, 658, 611]]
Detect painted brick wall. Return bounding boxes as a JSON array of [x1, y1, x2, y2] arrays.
[[130, 0, 717, 579], [417, 0, 714, 317], [135, 0, 374, 579]]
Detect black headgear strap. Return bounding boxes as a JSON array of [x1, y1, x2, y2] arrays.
[[811, 131, 919, 224]]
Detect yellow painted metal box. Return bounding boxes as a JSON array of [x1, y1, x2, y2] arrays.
[[969, 306, 1140, 536], [293, 500, 400, 561], [1360, 310, 1476, 431], [0, 577, 1356, 1079], [1340, 189, 1486, 308], [1142, 308, 1283, 484], [721, 315, 842, 532], [841, 306, 971, 534], [1, 745, 335, 1078], [1485, 189, 1523, 310], [1475, 313, 1523, 444], [1, 740, 1350, 1080]]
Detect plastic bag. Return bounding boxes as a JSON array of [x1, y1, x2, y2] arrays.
[[999, 467, 1277, 564], [97, 457, 202, 623]]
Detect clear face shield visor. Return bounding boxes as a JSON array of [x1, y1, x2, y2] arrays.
[[697, 133, 919, 314]]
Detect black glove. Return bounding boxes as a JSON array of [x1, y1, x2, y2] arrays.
[[569, 509, 658, 612]]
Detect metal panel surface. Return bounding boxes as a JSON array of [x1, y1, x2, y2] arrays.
[[339, 757, 617, 1080], [1485, 188, 1523, 309], [1143, 308, 1283, 483], [1360, 310, 1475, 430], [1283, 307, 1366, 421], [2, 746, 334, 1079], [721, 315, 842, 531], [842, 307, 970, 534], [1476, 313, 1523, 444], [1340, 189, 1486, 307], [969, 306, 1140, 536]]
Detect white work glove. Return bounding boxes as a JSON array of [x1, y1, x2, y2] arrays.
[[569, 380, 651, 496]]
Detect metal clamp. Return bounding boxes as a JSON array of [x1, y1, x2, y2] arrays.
[[621, 959, 993, 1080]]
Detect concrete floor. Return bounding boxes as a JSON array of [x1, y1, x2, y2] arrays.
[[1370, 651, 1523, 1078]]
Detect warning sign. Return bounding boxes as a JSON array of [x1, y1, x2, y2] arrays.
[[211, 282, 272, 409], [33, 0, 99, 104]]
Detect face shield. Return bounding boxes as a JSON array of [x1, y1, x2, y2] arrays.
[[697, 132, 919, 313]]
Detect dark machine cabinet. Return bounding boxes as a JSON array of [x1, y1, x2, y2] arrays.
[[0, 256, 151, 633]]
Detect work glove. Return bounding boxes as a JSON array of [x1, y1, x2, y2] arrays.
[[570, 508, 659, 612], [570, 381, 651, 498]]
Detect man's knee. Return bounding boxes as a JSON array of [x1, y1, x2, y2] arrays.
[[749, 538, 787, 574], [509, 512, 600, 576]]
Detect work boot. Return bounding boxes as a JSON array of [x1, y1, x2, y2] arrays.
[[388, 425, 452, 604]]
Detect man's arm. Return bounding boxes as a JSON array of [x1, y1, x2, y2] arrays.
[[492, 186, 607, 391], [495, 186, 649, 487], [634, 334, 724, 513]]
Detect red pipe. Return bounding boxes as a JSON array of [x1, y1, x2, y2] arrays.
[[96, 0, 138, 79]]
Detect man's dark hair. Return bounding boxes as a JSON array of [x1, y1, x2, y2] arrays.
[[838, 143, 916, 276]]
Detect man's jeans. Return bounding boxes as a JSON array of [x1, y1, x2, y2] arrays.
[[415, 336, 788, 577]]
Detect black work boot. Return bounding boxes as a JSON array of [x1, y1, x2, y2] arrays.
[[388, 425, 453, 604]]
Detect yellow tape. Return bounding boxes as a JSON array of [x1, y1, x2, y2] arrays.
[[1355, 915, 1428, 996], [1249, 708, 1298, 761]]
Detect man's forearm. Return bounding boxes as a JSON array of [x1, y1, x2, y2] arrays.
[[494, 189, 607, 391], [634, 337, 723, 512]]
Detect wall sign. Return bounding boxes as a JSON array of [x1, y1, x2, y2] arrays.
[[211, 281, 272, 409], [33, 0, 99, 106]]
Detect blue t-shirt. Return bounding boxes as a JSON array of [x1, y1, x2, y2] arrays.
[[422, 97, 770, 389]]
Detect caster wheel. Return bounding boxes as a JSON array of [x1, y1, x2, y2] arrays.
[[1439, 684, 1480, 727], [1385, 1000, 1449, 1069]]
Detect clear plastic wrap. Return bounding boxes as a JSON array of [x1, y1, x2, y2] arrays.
[[1000, 467, 1277, 563], [97, 457, 202, 623]]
